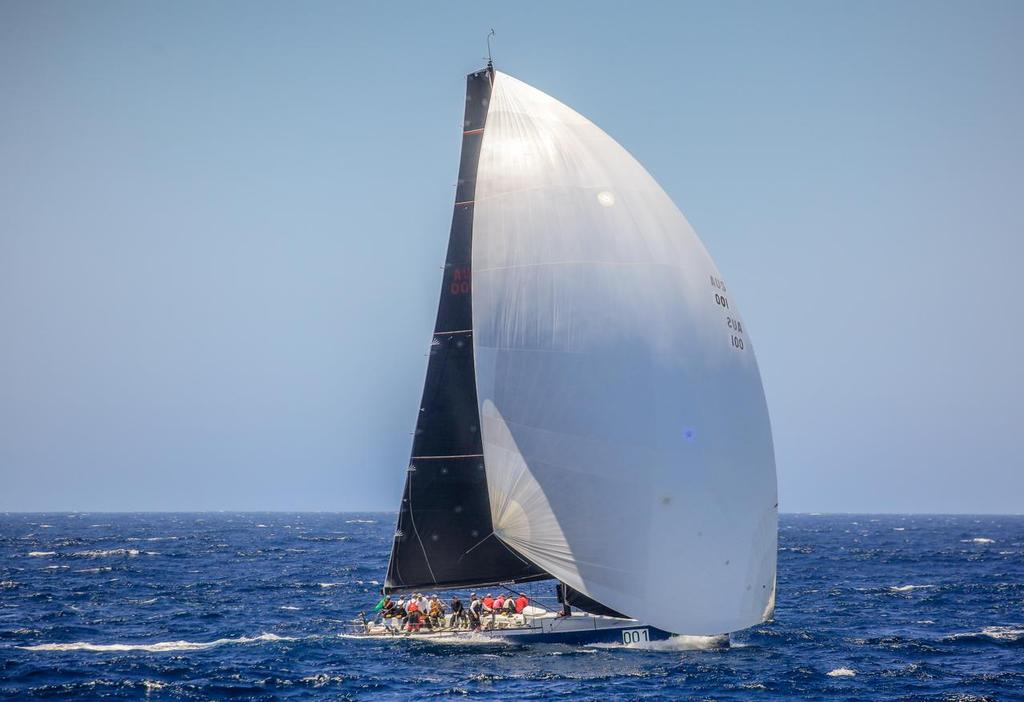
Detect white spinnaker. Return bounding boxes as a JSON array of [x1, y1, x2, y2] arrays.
[[472, 71, 777, 636]]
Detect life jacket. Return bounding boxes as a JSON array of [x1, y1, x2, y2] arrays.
[[407, 601, 419, 613], [515, 596, 528, 613], [482, 597, 494, 610]]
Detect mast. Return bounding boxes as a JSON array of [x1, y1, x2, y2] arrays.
[[383, 67, 548, 594]]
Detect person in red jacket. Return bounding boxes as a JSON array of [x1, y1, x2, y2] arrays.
[[482, 594, 495, 611], [515, 593, 528, 614], [405, 599, 422, 632], [494, 594, 505, 611]]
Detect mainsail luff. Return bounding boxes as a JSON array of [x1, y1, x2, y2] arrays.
[[383, 68, 548, 594]]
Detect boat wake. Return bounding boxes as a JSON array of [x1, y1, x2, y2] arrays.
[[20, 632, 294, 653], [338, 631, 515, 646], [593, 634, 731, 652]]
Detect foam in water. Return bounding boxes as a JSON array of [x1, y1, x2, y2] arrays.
[[72, 549, 140, 558], [961, 538, 995, 544], [978, 626, 1024, 641], [593, 634, 730, 652], [20, 633, 294, 653], [889, 584, 934, 592], [827, 667, 856, 677], [28, 551, 56, 557]]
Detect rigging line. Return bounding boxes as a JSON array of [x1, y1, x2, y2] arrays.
[[405, 473, 439, 586], [498, 538, 539, 568], [411, 453, 483, 460], [458, 531, 496, 561], [498, 584, 551, 612]]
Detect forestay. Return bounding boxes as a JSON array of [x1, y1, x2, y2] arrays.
[[472, 71, 778, 635]]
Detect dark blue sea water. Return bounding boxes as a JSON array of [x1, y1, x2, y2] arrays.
[[1, 513, 1022, 700]]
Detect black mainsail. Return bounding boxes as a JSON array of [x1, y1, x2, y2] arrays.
[[383, 68, 548, 594]]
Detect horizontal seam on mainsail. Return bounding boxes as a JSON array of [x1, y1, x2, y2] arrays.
[[411, 453, 484, 460], [475, 260, 686, 273]]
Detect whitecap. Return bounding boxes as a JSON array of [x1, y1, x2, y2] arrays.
[[889, 584, 933, 592], [20, 632, 294, 653], [961, 538, 995, 544], [827, 667, 856, 677], [280, 606, 301, 611], [976, 626, 1024, 641], [142, 680, 165, 691], [319, 583, 342, 589], [345, 519, 377, 524], [301, 673, 346, 687], [28, 551, 56, 557], [72, 549, 140, 558]]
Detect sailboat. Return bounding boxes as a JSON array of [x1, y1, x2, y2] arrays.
[[359, 60, 778, 645]]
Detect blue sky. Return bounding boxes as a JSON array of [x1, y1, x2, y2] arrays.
[[1, 1, 1021, 513]]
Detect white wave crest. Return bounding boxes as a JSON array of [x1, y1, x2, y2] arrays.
[[28, 551, 56, 557], [827, 667, 856, 677], [889, 584, 934, 592], [952, 626, 1024, 641], [20, 632, 294, 653], [345, 519, 377, 524], [961, 538, 995, 544], [301, 673, 346, 687], [72, 549, 140, 558]]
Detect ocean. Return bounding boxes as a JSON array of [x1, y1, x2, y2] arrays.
[[1, 513, 1021, 700]]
